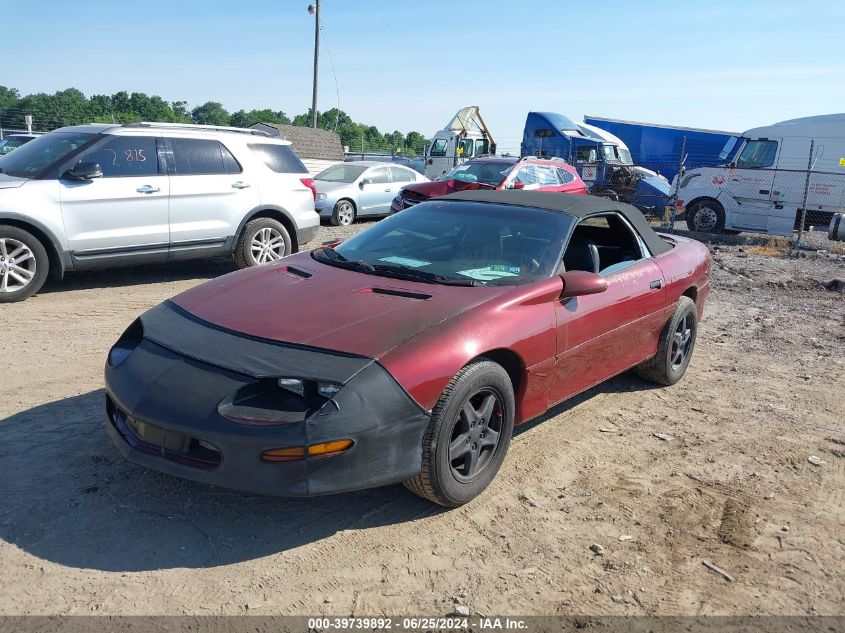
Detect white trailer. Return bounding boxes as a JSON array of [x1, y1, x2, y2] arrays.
[[676, 114, 845, 235]]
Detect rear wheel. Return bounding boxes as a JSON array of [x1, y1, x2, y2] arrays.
[[234, 217, 291, 268], [0, 226, 49, 303], [686, 199, 725, 233], [636, 296, 697, 386], [331, 199, 356, 226], [404, 359, 514, 507]]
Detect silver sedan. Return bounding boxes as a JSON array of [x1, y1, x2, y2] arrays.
[[314, 161, 428, 226]]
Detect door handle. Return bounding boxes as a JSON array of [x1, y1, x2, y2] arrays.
[[759, 189, 769, 195], [232, 181, 251, 189], [136, 185, 160, 194], [649, 279, 662, 289], [384, 188, 392, 192]]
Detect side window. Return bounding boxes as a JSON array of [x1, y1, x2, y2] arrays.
[[515, 165, 540, 185], [563, 213, 646, 275], [389, 166, 414, 183], [171, 138, 242, 175], [556, 167, 576, 184], [576, 146, 597, 163], [735, 140, 778, 168], [368, 167, 391, 184], [248, 143, 308, 173], [84, 136, 158, 178], [458, 139, 473, 158], [534, 165, 561, 186], [475, 139, 488, 156], [430, 139, 448, 157]]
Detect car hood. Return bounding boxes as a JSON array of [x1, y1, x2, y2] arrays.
[[171, 251, 509, 360], [403, 179, 498, 199], [0, 173, 27, 189]]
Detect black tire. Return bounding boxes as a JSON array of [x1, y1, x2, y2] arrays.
[[636, 296, 698, 386], [331, 199, 356, 226], [404, 359, 515, 507], [234, 217, 292, 269], [0, 225, 49, 303], [685, 199, 725, 233]]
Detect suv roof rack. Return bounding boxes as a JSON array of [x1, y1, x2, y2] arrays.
[[122, 122, 271, 137]]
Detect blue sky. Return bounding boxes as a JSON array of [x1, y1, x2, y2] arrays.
[[2, 0, 844, 152]]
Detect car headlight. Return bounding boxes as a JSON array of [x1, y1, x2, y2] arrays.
[[219, 377, 345, 425], [316, 193, 327, 200], [278, 377, 341, 398]]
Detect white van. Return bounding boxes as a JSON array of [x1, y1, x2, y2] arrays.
[[424, 106, 495, 180], [676, 114, 845, 235]]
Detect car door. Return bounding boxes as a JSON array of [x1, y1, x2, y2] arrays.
[[726, 138, 779, 231], [166, 137, 260, 250], [548, 215, 667, 406], [357, 166, 392, 216], [59, 134, 170, 257]]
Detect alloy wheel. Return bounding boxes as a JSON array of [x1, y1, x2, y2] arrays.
[[670, 314, 693, 370], [448, 388, 504, 482], [0, 237, 36, 293], [250, 227, 286, 264], [337, 201, 354, 226]]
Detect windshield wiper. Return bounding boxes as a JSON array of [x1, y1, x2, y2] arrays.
[[311, 247, 374, 273], [371, 264, 478, 287]]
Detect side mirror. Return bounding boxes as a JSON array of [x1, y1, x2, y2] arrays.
[[359, 178, 372, 188], [560, 270, 608, 298], [426, 159, 433, 165], [511, 180, 525, 190], [65, 161, 103, 181]]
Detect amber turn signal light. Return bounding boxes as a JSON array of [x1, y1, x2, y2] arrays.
[[261, 440, 353, 463]]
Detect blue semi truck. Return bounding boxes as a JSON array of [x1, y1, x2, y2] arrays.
[[520, 111, 672, 214], [583, 115, 741, 183]]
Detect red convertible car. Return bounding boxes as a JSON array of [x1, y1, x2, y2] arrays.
[[105, 191, 710, 507], [390, 156, 587, 212]]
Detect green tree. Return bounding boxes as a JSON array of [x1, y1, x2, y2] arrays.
[[191, 101, 230, 126]]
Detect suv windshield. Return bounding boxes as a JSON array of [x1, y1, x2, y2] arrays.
[[438, 161, 513, 187], [315, 163, 368, 183], [0, 132, 95, 178], [315, 201, 572, 286]]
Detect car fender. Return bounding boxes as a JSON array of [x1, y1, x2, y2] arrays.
[[0, 211, 71, 277], [235, 204, 301, 247], [378, 277, 563, 423]]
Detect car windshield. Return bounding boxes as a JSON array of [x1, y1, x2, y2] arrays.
[[314, 200, 573, 286], [315, 163, 368, 183], [438, 162, 512, 187], [0, 132, 95, 178]]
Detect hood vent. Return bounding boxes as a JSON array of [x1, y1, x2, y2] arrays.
[[276, 265, 312, 279], [363, 287, 432, 301]]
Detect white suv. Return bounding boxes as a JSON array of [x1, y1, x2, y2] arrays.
[[0, 122, 320, 302]]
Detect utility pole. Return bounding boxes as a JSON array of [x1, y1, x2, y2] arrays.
[[308, 1, 320, 128]]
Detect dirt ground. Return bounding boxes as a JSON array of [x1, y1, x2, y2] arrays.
[[0, 221, 843, 617]]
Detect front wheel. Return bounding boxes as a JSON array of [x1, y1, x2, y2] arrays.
[[685, 199, 725, 233], [234, 217, 291, 268], [636, 296, 698, 386], [404, 359, 515, 507], [0, 226, 49, 303]]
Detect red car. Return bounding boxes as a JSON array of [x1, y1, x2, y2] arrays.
[[105, 191, 710, 507], [391, 156, 587, 212]]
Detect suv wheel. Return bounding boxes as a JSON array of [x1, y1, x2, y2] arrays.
[[234, 217, 292, 268], [0, 226, 49, 303]]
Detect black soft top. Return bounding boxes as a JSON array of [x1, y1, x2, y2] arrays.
[[440, 190, 672, 256]]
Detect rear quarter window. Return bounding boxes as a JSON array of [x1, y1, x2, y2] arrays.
[[248, 143, 308, 174]]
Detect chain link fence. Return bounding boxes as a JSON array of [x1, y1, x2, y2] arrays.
[[566, 138, 845, 254]]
